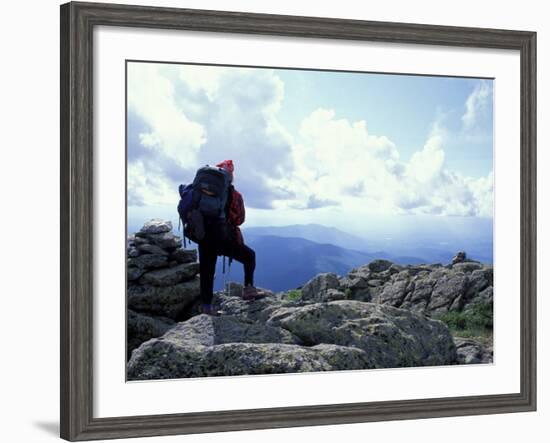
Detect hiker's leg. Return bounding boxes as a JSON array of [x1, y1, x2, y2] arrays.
[[198, 241, 217, 305], [225, 242, 256, 287]]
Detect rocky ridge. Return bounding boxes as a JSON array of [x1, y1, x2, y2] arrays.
[[127, 219, 493, 378]]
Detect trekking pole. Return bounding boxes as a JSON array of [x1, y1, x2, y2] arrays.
[[222, 256, 227, 297], [227, 258, 232, 296]]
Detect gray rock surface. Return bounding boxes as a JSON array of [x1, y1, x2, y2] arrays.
[[454, 338, 493, 364], [139, 262, 199, 286], [170, 248, 197, 264], [127, 310, 175, 358], [137, 243, 170, 256], [268, 300, 456, 368], [128, 277, 200, 320], [128, 254, 169, 270], [137, 219, 173, 235], [301, 273, 341, 301], [127, 266, 145, 282]]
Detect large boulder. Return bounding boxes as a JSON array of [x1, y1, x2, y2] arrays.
[[367, 259, 393, 273], [339, 276, 371, 302], [372, 279, 410, 307], [127, 310, 175, 358], [268, 300, 456, 368], [128, 341, 333, 380], [127, 266, 145, 282], [301, 273, 341, 301], [128, 254, 168, 270], [127, 314, 374, 380], [156, 314, 300, 347], [427, 272, 468, 314], [454, 338, 493, 364], [211, 289, 282, 323], [137, 219, 173, 235], [139, 262, 199, 286], [169, 248, 197, 264], [136, 243, 169, 256], [128, 277, 200, 319], [144, 232, 182, 250]]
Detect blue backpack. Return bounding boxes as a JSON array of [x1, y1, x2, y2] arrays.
[[177, 166, 231, 244]]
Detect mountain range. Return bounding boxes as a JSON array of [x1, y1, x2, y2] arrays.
[[128, 221, 492, 292]]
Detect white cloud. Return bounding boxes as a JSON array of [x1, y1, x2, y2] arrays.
[[127, 64, 294, 209], [462, 80, 491, 130], [127, 63, 206, 170], [127, 64, 493, 219], [270, 108, 493, 218]]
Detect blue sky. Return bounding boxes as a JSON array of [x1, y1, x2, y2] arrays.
[[127, 62, 493, 236]]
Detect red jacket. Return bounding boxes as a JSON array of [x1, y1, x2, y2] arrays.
[[228, 187, 245, 244]]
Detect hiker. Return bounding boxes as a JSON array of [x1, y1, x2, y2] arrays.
[[178, 160, 262, 316]]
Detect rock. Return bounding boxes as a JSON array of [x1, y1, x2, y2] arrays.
[[400, 278, 432, 312], [339, 276, 370, 301], [388, 264, 404, 274], [158, 314, 300, 347], [477, 286, 493, 305], [321, 289, 348, 302], [454, 338, 493, 364], [301, 273, 340, 301], [128, 247, 140, 258], [466, 268, 490, 294], [169, 248, 197, 264], [427, 273, 468, 313], [127, 235, 136, 248], [311, 344, 372, 370], [128, 254, 169, 270], [211, 290, 281, 323], [373, 279, 409, 307], [268, 300, 456, 368], [452, 251, 467, 265], [452, 261, 483, 273], [128, 341, 334, 380], [367, 259, 393, 273], [127, 310, 174, 358], [139, 262, 199, 286], [137, 243, 169, 256], [133, 236, 148, 246], [128, 277, 200, 320], [138, 219, 173, 235], [142, 232, 182, 250], [127, 314, 379, 380], [348, 264, 371, 280], [368, 279, 384, 287], [225, 282, 244, 298], [127, 266, 145, 282]]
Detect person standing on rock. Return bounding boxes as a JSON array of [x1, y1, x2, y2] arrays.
[[194, 160, 263, 315]]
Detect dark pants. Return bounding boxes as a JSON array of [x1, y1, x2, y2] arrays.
[[198, 223, 256, 305]]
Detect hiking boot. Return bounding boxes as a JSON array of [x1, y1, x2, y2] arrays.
[[201, 304, 221, 316], [242, 285, 267, 301]]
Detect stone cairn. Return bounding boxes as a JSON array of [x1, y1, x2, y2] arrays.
[[126, 219, 201, 359]]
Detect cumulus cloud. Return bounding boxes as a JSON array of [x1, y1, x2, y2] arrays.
[[462, 80, 491, 130], [127, 63, 294, 209], [127, 63, 493, 219], [270, 108, 493, 218]]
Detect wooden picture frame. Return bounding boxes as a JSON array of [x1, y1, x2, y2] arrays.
[[60, 1, 536, 440]]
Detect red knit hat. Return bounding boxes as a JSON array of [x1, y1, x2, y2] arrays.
[[216, 160, 234, 174]]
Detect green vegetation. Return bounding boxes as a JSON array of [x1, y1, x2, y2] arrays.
[[286, 289, 302, 301], [434, 302, 493, 340]]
